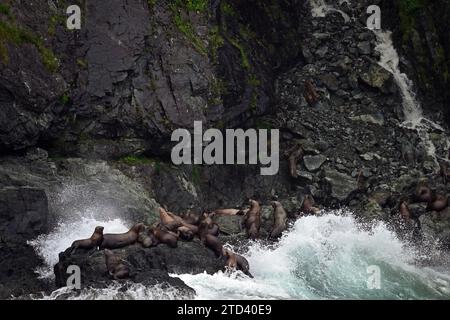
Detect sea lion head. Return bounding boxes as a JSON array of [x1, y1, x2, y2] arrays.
[[131, 223, 145, 233], [270, 201, 281, 208], [95, 226, 104, 234]]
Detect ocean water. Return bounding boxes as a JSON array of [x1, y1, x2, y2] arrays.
[[29, 211, 450, 300]]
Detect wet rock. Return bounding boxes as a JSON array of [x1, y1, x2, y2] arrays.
[[319, 74, 339, 92], [0, 187, 51, 299], [359, 64, 393, 91], [214, 215, 242, 235], [303, 155, 327, 172], [357, 41, 372, 55], [323, 169, 359, 202], [54, 241, 226, 290], [350, 114, 385, 126], [419, 208, 450, 248]]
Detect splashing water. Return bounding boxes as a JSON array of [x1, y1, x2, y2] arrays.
[[33, 282, 192, 300], [309, 0, 351, 22], [180, 213, 450, 300], [30, 211, 450, 299], [28, 217, 129, 279]]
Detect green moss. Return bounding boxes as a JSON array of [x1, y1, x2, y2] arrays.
[[147, 0, 157, 9], [250, 91, 258, 110], [171, 5, 207, 56], [76, 58, 87, 68], [220, 2, 235, 16], [228, 37, 250, 70], [398, 0, 424, 42], [119, 155, 155, 166], [60, 93, 70, 105], [179, 0, 208, 13], [0, 20, 59, 71], [247, 74, 261, 87], [191, 165, 201, 186], [209, 25, 224, 63], [0, 3, 10, 16]]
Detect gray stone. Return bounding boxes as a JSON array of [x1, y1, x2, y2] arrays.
[[213, 215, 242, 235], [324, 169, 359, 201], [350, 114, 385, 126], [303, 155, 327, 172], [357, 41, 371, 55], [319, 74, 339, 92], [359, 64, 392, 90]]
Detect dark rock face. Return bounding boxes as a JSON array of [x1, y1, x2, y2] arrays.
[[0, 187, 50, 299]]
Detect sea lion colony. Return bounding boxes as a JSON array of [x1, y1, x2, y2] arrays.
[[69, 183, 449, 280], [68, 198, 302, 279]]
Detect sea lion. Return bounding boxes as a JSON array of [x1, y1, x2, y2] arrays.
[[304, 79, 319, 107], [167, 211, 199, 234], [70, 226, 104, 253], [137, 227, 156, 248], [242, 200, 261, 240], [301, 195, 320, 215], [427, 194, 448, 212], [104, 249, 130, 280], [177, 225, 195, 241], [159, 207, 182, 231], [152, 227, 178, 248], [287, 144, 304, 178], [181, 211, 201, 225], [399, 201, 411, 220], [414, 180, 432, 203], [203, 234, 223, 257], [100, 223, 145, 249], [198, 212, 220, 237], [212, 208, 248, 216], [223, 249, 253, 278], [269, 201, 287, 239]]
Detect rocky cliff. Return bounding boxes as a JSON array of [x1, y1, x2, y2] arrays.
[[0, 0, 449, 298]]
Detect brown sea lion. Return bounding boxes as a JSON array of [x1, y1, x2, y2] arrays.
[[414, 181, 432, 203], [100, 223, 145, 249], [198, 213, 220, 237], [177, 226, 195, 241], [269, 201, 287, 239], [137, 227, 156, 248], [399, 201, 411, 220], [223, 249, 253, 278], [212, 208, 248, 216], [152, 227, 178, 248], [104, 249, 130, 280], [242, 200, 261, 240], [301, 195, 320, 215], [159, 207, 182, 231], [203, 234, 223, 257], [167, 211, 199, 234], [304, 79, 319, 107], [287, 144, 304, 178], [70, 226, 104, 253], [427, 194, 448, 212], [181, 211, 201, 225]]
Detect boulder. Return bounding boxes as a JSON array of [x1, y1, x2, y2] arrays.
[[54, 241, 227, 290], [303, 155, 327, 172], [323, 169, 359, 202]]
